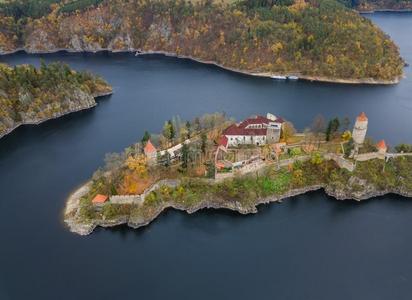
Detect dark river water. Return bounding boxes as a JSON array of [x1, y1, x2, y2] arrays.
[[1, 13, 412, 300]]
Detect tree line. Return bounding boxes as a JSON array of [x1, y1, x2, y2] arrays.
[[0, 0, 104, 19]]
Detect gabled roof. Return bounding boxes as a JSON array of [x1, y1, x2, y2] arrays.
[[357, 112, 368, 122], [243, 115, 271, 125], [224, 124, 267, 136], [242, 115, 284, 126], [92, 194, 108, 204], [217, 135, 228, 148], [377, 140, 387, 150], [223, 115, 284, 136], [144, 140, 157, 154]]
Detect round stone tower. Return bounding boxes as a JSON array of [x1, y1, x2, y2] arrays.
[[352, 112, 368, 146]]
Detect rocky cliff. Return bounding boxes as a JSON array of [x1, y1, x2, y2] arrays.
[[65, 181, 412, 236], [64, 168, 412, 235]]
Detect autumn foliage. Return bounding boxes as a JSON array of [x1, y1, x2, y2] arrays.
[[0, 0, 404, 81], [0, 61, 111, 137]]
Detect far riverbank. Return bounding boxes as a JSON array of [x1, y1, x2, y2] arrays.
[[0, 49, 403, 85]]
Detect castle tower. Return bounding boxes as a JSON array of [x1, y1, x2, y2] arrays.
[[266, 113, 281, 144], [266, 122, 281, 144], [377, 140, 387, 155], [352, 112, 368, 145]]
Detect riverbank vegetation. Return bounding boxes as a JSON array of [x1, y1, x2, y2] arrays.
[[339, 0, 412, 11], [0, 61, 112, 137], [0, 0, 404, 82]]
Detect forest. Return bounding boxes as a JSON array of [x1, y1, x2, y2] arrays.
[[0, 61, 111, 137], [0, 0, 104, 19], [338, 0, 412, 11], [0, 0, 404, 82]]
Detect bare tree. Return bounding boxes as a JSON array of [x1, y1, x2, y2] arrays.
[[311, 114, 326, 148]]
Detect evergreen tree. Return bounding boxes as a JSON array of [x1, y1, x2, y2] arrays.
[[168, 120, 175, 141], [201, 132, 207, 155], [181, 143, 189, 169], [325, 118, 340, 141], [194, 117, 201, 132], [185, 121, 191, 139], [141, 130, 151, 145], [162, 120, 174, 144]]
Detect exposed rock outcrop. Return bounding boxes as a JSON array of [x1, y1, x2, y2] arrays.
[[0, 87, 112, 140]]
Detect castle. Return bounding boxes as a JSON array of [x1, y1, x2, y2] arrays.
[[352, 112, 368, 153], [219, 113, 284, 148]]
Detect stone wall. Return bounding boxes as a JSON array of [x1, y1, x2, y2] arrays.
[[110, 195, 143, 205], [215, 172, 233, 182], [109, 179, 180, 204], [324, 153, 355, 172], [355, 152, 383, 161]]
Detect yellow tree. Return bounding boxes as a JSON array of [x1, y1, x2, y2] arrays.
[[281, 121, 296, 144], [126, 154, 148, 178], [341, 131, 352, 142]]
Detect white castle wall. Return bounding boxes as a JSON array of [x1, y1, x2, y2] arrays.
[[352, 120, 368, 145]]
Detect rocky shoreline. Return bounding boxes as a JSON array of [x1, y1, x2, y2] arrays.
[[0, 90, 113, 140], [359, 9, 412, 14], [64, 181, 412, 236], [135, 51, 402, 85], [0, 48, 402, 85]]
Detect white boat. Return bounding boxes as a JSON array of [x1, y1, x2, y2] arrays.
[[287, 75, 299, 80], [271, 75, 287, 80]]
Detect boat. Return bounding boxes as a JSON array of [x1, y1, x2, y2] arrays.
[[271, 75, 287, 80], [287, 75, 299, 80]]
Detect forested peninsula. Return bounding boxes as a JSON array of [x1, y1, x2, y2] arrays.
[[0, 61, 112, 138], [0, 0, 405, 83], [64, 113, 412, 235]]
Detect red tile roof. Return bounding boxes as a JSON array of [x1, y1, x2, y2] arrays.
[[357, 112, 368, 122], [377, 140, 387, 150], [224, 124, 267, 136], [92, 194, 108, 204], [223, 115, 283, 136], [218, 135, 228, 148], [216, 162, 225, 169], [144, 140, 157, 154]]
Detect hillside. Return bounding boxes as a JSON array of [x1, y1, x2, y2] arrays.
[[339, 0, 412, 11], [0, 61, 112, 138], [0, 0, 405, 83]]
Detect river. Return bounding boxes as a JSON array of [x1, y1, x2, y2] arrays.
[[0, 13, 412, 300]]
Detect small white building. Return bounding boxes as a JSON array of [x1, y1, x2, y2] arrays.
[[221, 114, 284, 147], [159, 139, 191, 159]]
